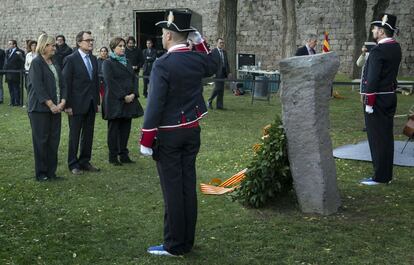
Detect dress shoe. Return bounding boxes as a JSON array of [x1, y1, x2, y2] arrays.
[[120, 156, 135, 164], [71, 168, 83, 175], [49, 175, 65, 181], [81, 163, 100, 172], [109, 159, 122, 166], [36, 175, 49, 182], [147, 245, 181, 257], [359, 177, 391, 186]]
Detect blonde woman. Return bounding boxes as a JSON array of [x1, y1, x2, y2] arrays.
[[27, 34, 67, 181]]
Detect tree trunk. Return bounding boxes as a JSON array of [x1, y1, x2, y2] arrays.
[[352, 0, 367, 79], [281, 0, 297, 58], [217, 0, 237, 77]]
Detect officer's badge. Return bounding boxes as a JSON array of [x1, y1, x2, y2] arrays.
[[167, 11, 174, 27], [381, 14, 388, 26]]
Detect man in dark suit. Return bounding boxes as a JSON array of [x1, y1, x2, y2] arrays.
[[142, 39, 157, 98], [55, 35, 73, 69], [207, 38, 230, 110], [63, 31, 100, 175], [0, 48, 5, 104], [360, 13, 402, 186], [125, 36, 144, 75], [4, 40, 25, 106], [140, 10, 217, 257], [295, 34, 318, 56]]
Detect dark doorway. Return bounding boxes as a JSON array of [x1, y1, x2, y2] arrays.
[[135, 11, 164, 52], [134, 9, 202, 56]]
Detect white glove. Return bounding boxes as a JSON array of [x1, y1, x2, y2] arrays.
[[188, 31, 204, 45], [365, 105, 374, 114], [140, 145, 153, 156]]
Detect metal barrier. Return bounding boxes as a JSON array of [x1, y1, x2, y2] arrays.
[[1, 70, 411, 107]]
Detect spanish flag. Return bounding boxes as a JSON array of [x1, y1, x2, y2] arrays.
[[322, 31, 330, 53]]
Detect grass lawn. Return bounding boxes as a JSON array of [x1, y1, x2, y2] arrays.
[[0, 78, 413, 265]]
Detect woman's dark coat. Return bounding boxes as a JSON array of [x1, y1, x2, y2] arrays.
[[101, 58, 143, 120]]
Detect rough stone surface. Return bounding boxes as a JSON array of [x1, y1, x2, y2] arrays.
[[0, 1, 412, 75], [279, 52, 341, 215]]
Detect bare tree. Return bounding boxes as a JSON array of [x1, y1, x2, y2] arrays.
[[352, 0, 367, 78], [217, 0, 237, 77], [351, 0, 389, 78], [281, 0, 297, 58]]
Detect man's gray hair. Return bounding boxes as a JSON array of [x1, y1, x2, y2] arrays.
[[306, 33, 318, 42]]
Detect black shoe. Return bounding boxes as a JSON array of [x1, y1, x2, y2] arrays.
[[120, 157, 135, 164], [49, 175, 65, 181], [36, 175, 49, 182], [71, 168, 83, 175], [109, 159, 123, 166], [207, 102, 213, 110], [80, 163, 100, 172]]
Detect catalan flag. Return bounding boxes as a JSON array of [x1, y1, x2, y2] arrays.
[[200, 168, 247, 195], [322, 31, 330, 53]]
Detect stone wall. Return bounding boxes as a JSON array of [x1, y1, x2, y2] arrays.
[[385, 0, 414, 75], [0, 0, 218, 53], [0, 0, 412, 76]]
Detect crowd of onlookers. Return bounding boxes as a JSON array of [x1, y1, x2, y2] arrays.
[[0, 32, 162, 182], [0, 34, 162, 106]]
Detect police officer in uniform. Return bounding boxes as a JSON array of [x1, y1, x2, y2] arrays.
[[360, 13, 401, 185], [140, 10, 217, 256]]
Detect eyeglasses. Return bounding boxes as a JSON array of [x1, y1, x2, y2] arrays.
[[82, 39, 94, 43]]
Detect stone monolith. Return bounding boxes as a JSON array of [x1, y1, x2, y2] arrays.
[[279, 52, 341, 215]]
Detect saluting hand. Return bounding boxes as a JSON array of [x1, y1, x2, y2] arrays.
[[188, 31, 204, 45]]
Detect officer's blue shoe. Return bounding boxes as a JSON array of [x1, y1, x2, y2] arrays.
[[359, 177, 373, 183], [147, 245, 181, 257], [360, 178, 381, 185], [359, 177, 391, 186]]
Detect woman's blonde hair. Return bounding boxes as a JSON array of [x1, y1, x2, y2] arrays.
[[36, 33, 55, 55]]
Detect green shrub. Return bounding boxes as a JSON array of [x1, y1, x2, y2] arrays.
[[233, 116, 293, 208]]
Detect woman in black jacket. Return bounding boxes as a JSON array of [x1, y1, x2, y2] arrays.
[[102, 37, 143, 165], [28, 34, 67, 181]]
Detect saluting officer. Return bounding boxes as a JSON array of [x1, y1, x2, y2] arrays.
[[140, 10, 217, 256], [360, 13, 402, 185]]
